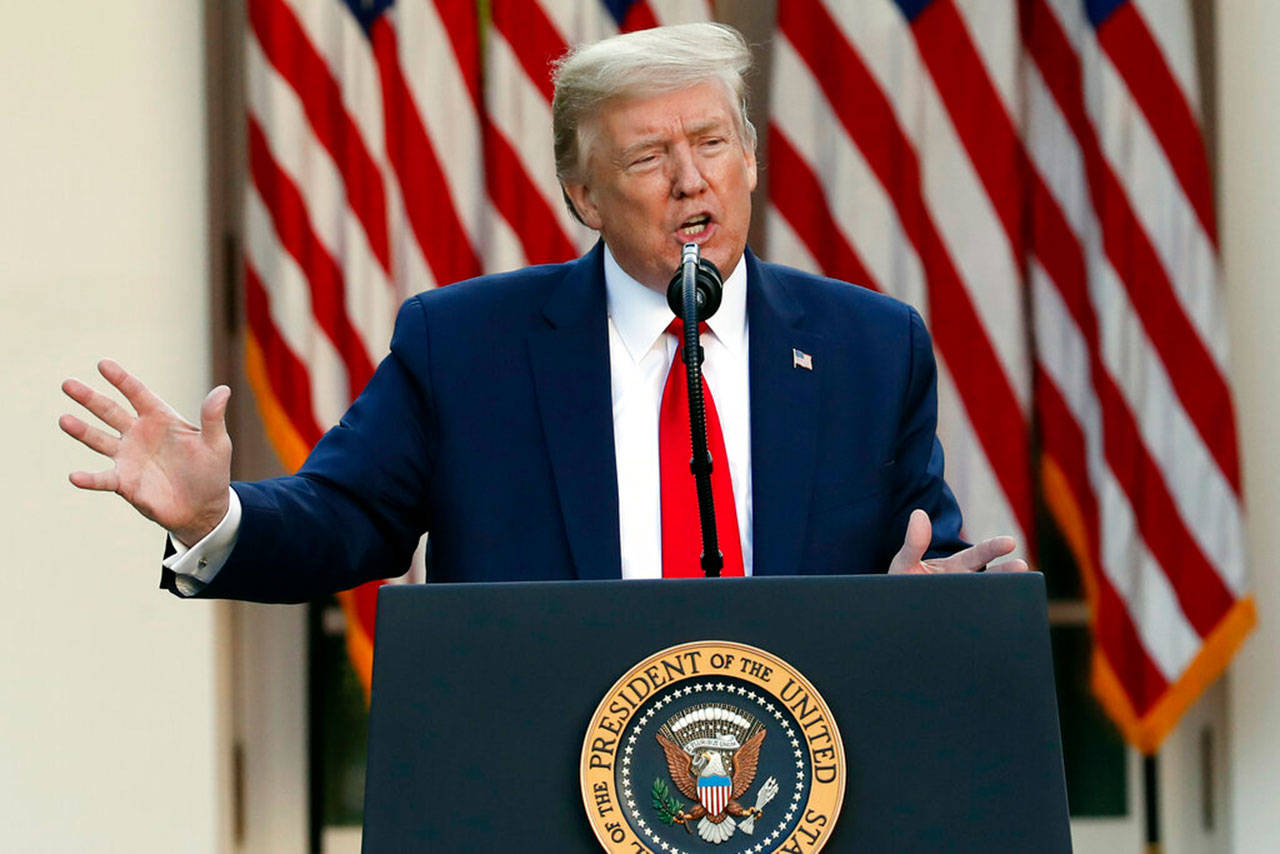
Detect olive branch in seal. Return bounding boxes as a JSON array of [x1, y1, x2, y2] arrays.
[[650, 778, 685, 825]]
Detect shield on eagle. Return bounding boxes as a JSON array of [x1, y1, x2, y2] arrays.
[[697, 773, 733, 816]]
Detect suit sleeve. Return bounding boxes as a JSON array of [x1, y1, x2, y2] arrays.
[[162, 298, 439, 602], [888, 306, 967, 560]]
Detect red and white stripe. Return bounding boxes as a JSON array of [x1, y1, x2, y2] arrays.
[[243, 0, 714, 691], [770, 0, 1034, 549], [244, 0, 486, 687], [769, 0, 1251, 750]]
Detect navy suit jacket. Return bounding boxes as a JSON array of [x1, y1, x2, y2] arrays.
[[172, 245, 964, 601]]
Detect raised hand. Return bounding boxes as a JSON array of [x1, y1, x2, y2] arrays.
[[60, 359, 233, 547], [888, 509, 1029, 575]]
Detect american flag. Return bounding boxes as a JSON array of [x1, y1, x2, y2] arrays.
[[241, 0, 709, 690], [243, 0, 1252, 749], [768, 0, 1252, 751]]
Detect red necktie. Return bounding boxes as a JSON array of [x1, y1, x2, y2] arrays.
[[659, 320, 744, 578]]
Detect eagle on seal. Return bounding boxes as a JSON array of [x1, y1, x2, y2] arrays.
[[655, 710, 766, 844]]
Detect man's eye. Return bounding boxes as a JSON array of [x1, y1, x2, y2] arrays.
[[629, 154, 658, 168]]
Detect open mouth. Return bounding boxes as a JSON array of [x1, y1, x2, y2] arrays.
[[679, 213, 712, 237]]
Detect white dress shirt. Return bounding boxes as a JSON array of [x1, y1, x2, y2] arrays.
[[166, 245, 754, 588]]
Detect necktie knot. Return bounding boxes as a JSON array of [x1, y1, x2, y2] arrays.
[[666, 319, 708, 342]]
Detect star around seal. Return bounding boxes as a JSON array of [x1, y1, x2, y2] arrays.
[[581, 641, 845, 853]]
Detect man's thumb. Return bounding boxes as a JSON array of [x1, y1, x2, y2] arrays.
[[888, 509, 932, 574], [200, 385, 232, 439]]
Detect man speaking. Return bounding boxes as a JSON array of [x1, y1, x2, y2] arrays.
[[59, 23, 1024, 598]]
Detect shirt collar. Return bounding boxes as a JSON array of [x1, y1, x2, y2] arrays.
[[603, 244, 749, 363]]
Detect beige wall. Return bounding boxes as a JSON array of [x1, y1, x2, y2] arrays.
[[1219, 1, 1280, 851], [0, 2, 229, 851]]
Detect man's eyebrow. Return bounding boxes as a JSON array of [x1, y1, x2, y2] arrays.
[[618, 137, 665, 160], [685, 118, 730, 137], [616, 119, 734, 160]]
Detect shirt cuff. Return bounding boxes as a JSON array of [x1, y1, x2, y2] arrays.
[[162, 489, 242, 596]]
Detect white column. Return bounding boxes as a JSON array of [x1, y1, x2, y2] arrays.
[[1218, 1, 1280, 850], [0, 2, 229, 851]]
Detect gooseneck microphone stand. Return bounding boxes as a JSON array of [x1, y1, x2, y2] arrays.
[[666, 242, 725, 578]]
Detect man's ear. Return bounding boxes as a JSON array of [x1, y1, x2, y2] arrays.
[[562, 181, 602, 231]]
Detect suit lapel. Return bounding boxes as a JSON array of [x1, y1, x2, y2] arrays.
[[747, 252, 823, 577], [528, 245, 622, 580]]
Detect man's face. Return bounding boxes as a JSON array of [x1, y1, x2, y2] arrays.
[[563, 80, 758, 292]]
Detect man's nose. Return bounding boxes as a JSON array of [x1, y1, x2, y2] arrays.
[[670, 145, 709, 198]]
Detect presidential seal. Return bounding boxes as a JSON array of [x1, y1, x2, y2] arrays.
[[581, 641, 845, 853]]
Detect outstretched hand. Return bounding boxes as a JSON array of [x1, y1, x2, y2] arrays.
[[60, 359, 233, 547], [888, 509, 1028, 575]]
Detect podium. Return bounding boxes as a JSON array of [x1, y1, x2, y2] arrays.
[[362, 573, 1071, 852]]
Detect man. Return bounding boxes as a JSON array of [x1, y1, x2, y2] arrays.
[[59, 23, 1024, 599]]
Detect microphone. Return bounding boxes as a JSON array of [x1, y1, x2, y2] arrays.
[[666, 245, 723, 322]]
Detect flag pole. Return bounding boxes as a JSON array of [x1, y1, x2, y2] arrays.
[[1143, 753, 1160, 853]]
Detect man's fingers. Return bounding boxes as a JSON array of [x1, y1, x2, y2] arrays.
[[59, 413, 121, 457], [942, 535, 1017, 572], [68, 468, 119, 492], [200, 385, 231, 442], [98, 358, 164, 415], [985, 558, 1030, 574], [62, 377, 135, 433]]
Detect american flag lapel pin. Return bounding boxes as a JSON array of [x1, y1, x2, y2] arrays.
[[792, 348, 813, 371]]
